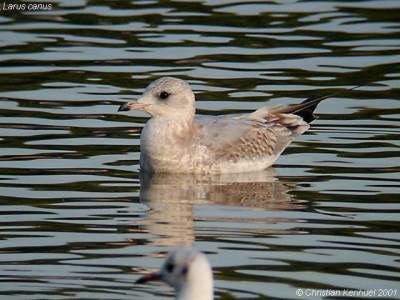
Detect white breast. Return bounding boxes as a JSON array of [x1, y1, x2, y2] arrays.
[[140, 119, 201, 172]]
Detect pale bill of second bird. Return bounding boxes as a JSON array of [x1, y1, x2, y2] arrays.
[[119, 77, 327, 174]]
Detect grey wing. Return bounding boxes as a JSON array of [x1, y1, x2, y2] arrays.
[[195, 112, 309, 162]]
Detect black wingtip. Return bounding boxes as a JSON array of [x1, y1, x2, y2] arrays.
[[294, 85, 361, 123]]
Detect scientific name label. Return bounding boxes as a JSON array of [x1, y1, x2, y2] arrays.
[[1, 2, 53, 12]]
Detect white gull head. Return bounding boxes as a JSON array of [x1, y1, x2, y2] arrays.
[[136, 248, 213, 300], [119, 77, 195, 121]]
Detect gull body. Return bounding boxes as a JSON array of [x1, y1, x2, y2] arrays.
[[136, 248, 213, 300], [119, 77, 326, 174]]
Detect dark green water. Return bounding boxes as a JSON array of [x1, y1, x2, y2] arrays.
[[0, 0, 399, 299]]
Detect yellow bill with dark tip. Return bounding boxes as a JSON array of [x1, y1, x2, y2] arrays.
[[118, 101, 150, 111]]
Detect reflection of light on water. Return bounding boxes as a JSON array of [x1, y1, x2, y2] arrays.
[[137, 168, 302, 247]]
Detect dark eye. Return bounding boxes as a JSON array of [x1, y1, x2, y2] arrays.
[[166, 263, 174, 273], [159, 91, 169, 100], [181, 266, 188, 276]]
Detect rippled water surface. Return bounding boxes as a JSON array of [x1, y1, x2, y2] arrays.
[[1, 1, 400, 299]]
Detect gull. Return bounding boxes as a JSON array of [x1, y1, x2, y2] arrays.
[[136, 248, 213, 300], [119, 77, 330, 174]]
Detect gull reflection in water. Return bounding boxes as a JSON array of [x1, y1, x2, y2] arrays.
[[137, 168, 302, 246]]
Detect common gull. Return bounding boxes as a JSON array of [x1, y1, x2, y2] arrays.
[[136, 248, 213, 300], [119, 77, 332, 173]]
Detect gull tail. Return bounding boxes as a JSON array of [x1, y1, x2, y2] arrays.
[[290, 94, 331, 123], [269, 85, 361, 123]]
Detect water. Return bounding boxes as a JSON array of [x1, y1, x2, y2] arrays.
[[1, 0, 399, 299]]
